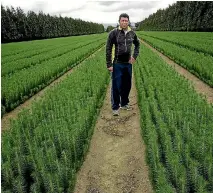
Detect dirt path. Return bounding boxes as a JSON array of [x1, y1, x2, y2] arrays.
[[1, 47, 104, 131], [140, 39, 213, 104], [74, 75, 153, 193]]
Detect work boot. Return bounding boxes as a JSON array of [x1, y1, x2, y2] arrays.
[[112, 109, 119, 116]]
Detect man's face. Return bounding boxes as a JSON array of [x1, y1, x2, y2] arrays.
[[119, 17, 129, 29]]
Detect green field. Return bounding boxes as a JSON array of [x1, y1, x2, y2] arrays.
[[135, 43, 213, 192], [1, 32, 213, 192], [137, 32, 213, 87], [1, 34, 107, 115]]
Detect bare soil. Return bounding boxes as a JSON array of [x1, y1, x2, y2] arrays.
[[74, 75, 153, 193], [140, 39, 213, 104]]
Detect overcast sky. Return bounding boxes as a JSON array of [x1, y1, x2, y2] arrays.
[[1, 0, 177, 25]]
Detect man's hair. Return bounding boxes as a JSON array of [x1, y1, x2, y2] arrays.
[[119, 13, 129, 21]]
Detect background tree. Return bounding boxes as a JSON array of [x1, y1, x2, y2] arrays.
[[136, 1, 213, 32], [106, 25, 115, 32], [1, 5, 105, 43]]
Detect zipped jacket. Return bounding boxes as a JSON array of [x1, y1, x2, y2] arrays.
[[106, 26, 140, 68]]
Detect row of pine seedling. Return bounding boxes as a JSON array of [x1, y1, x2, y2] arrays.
[[2, 36, 106, 116], [2, 48, 109, 192], [2, 36, 105, 76], [137, 32, 213, 56], [134, 44, 213, 192], [137, 33, 213, 88]]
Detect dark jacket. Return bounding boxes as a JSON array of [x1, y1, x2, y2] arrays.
[[106, 26, 140, 68]]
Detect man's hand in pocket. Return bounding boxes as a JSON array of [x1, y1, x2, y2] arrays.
[[108, 66, 113, 72], [129, 56, 136, 64]]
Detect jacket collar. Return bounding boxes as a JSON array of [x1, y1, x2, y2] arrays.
[[118, 26, 131, 32]]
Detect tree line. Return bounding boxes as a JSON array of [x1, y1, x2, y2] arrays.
[[136, 1, 213, 31], [1, 5, 105, 43]]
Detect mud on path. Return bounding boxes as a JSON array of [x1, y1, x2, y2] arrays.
[[140, 39, 213, 104], [74, 75, 153, 193]]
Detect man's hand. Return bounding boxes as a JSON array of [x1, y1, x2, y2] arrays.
[[108, 66, 113, 72], [129, 56, 136, 64]]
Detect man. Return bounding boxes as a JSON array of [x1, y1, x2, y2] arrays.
[[106, 13, 140, 116]]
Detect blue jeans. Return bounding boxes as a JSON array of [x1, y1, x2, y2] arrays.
[[111, 63, 132, 110]]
